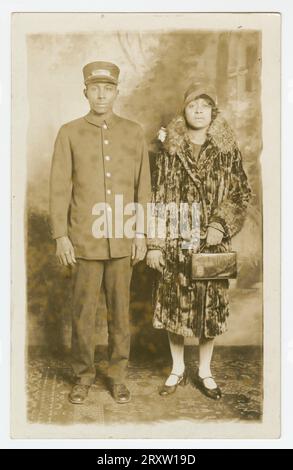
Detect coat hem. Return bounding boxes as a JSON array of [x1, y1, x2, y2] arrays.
[[152, 318, 227, 339]]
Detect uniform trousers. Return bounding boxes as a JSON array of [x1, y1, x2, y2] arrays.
[[71, 257, 132, 385]]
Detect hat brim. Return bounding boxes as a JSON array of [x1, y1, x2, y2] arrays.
[[184, 90, 217, 107], [85, 76, 118, 85]]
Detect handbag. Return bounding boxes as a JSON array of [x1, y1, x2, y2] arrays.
[[191, 243, 237, 280]]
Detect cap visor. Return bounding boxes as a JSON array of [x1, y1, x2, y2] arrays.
[[85, 76, 117, 85]]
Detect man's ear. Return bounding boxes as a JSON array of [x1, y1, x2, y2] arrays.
[[83, 88, 88, 99]]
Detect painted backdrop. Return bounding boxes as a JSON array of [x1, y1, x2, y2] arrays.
[[26, 30, 262, 354]]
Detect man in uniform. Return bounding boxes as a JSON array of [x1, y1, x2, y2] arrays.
[[49, 61, 151, 404]]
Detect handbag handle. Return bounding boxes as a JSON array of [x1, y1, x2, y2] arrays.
[[198, 239, 227, 254]]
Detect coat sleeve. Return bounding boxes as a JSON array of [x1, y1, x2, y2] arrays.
[[134, 127, 152, 236], [209, 148, 252, 238], [146, 150, 168, 252], [49, 125, 73, 239]]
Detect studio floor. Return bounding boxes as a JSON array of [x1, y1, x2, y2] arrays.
[[27, 346, 262, 425]]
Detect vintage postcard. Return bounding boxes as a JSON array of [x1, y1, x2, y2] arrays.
[[11, 12, 280, 438]]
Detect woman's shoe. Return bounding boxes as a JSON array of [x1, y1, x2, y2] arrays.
[[159, 371, 188, 396], [194, 370, 222, 400]]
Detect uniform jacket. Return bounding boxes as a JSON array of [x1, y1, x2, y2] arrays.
[[49, 110, 151, 259]]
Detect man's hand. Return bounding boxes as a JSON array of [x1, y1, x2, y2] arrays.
[[146, 249, 165, 273], [206, 225, 224, 246], [131, 235, 147, 266], [55, 236, 76, 266]]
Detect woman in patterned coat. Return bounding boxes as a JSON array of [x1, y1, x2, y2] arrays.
[[146, 83, 251, 399]]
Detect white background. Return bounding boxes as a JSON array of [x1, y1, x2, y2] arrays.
[[0, 0, 292, 449]]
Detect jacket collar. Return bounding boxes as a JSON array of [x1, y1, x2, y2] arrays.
[[163, 114, 237, 155], [84, 109, 120, 128]]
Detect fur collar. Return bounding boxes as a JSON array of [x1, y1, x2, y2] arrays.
[[163, 114, 237, 155]]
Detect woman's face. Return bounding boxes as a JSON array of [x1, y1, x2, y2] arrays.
[[184, 97, 213, 130]]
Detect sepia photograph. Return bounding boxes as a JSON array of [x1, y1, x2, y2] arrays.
[[10, 12, 280, 439]]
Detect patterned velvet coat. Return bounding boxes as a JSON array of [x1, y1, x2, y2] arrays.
[[147, 114, 251, 338]]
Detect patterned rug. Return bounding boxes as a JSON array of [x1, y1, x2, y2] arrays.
[[27, 346, 262, 425]]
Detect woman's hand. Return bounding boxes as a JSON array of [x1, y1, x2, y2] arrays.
[[206, 226, 224, 246], [146, 250, 165, 273]]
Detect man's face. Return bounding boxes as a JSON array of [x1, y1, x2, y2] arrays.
[[84, 82, 118, 115], [184, 97, 213, 130]]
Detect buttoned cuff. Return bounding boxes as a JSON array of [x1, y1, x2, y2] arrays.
[[51, 229, 68, 240]]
